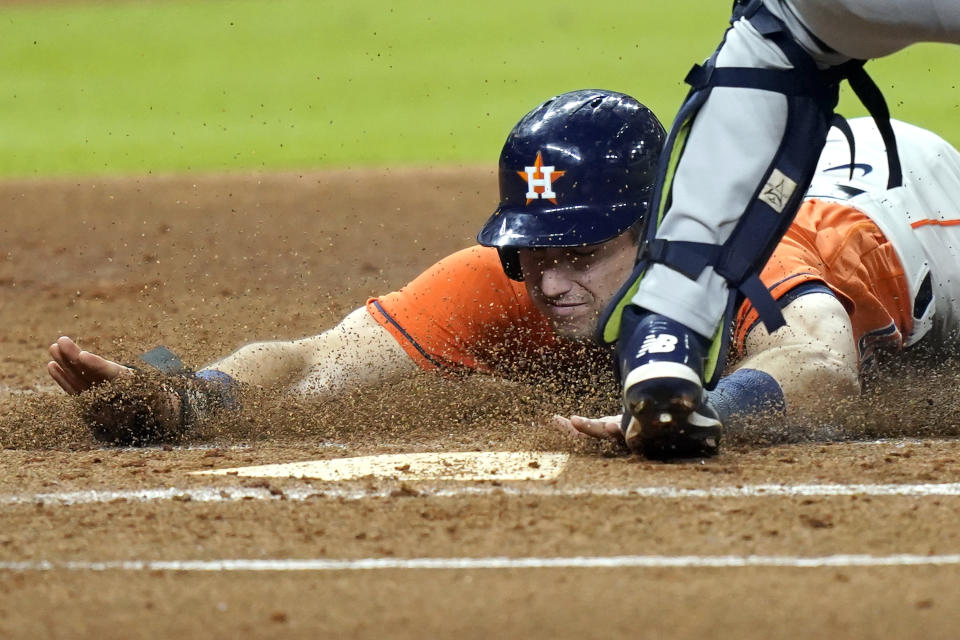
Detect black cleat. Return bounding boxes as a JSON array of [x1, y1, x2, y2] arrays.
[[617, 308, 722, 458]]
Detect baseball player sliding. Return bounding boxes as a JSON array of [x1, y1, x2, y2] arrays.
[[47, 89, 960, 457]]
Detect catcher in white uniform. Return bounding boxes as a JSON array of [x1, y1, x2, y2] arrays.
[[606, 0, 960, 457]]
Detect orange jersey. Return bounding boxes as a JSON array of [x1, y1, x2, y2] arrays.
[[735, 198, 912, 364], [370, 200, 912, 374], [366, 246, 559, 374]]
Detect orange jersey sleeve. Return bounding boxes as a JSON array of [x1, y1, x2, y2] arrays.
[[734, 199, 913, 364], [366, 246, 557, 373]]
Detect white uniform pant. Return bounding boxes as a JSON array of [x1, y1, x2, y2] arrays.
[[631, 0, 960, 338]]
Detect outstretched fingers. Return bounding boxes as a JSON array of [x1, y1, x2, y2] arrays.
[[568, 414, 624, 442], [48, 336, 131, 394], [551, 415, 588, 439], [48, 360, 80, 395], [49, 339, 90, 393]]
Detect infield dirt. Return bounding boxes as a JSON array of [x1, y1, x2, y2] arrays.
[[2, 169, 960, 638]]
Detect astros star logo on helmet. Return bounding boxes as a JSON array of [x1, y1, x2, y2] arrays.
[[517, 151, 566, 204]]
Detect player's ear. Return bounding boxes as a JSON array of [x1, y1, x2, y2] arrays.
[[497, 248, 524, 281]]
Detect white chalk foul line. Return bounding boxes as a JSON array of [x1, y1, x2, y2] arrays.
[[3, 554, 960, 572], [5, 482, 960, 506]]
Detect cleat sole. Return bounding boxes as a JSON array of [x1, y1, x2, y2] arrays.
[[622, 378, 721, 460]]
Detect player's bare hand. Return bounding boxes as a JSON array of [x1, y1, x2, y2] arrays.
[[551, 414, 624, 442], [47, 336, 132, 395], [48, 337, 183, 444]]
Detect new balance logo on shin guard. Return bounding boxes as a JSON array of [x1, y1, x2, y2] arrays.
[[636, 334, 678, 357]]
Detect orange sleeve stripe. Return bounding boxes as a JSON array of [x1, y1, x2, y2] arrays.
[[366, 298, 442, 372], [910, 218, 960, 229]]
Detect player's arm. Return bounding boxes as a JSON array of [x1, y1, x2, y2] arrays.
[[207, 248, 519, 392], [51, 308, 416, 397], [205, 307, 417, 397], [557, 291, 860, 441], [735, 291, 860, 416], [48, 308, 418, 444]]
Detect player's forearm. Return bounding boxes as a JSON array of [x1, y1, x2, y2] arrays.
[[202, 340, 312, 388], [704, 343, 859, 428], [737, 293, 861, 417], [736, 342, 860, 415], [291, 307, 418, 398], [202, 307, 418, 398]]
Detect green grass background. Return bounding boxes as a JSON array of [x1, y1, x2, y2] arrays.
[[1, 0, 958, 177]]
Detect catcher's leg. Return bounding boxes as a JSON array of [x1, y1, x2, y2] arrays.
[[763, 0, 960, 61], [601, 3, 843, 457]]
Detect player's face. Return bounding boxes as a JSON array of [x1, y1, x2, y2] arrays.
[[518, 232, 638, 341]]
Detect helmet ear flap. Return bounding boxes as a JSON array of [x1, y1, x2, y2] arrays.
[[498, 248, 523, 281]]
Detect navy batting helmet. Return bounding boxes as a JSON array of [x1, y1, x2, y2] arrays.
[[477, 89, 666, 280]]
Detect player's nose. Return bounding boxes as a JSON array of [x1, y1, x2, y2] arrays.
[[538, 263, 575, 297]]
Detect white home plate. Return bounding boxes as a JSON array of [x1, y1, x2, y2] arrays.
[[192, 451, 569, 482]]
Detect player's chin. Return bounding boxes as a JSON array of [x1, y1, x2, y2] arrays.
[[549, 317, 598, 342]]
